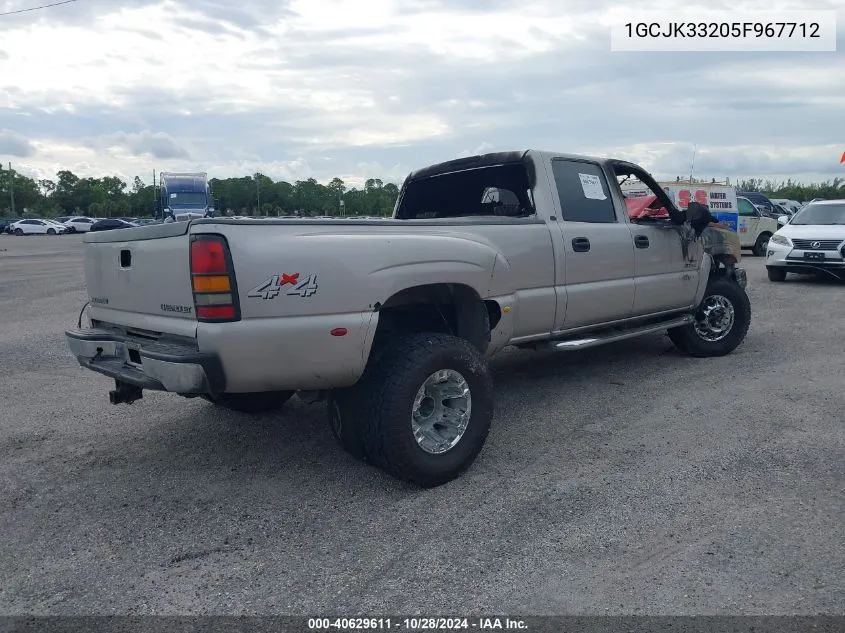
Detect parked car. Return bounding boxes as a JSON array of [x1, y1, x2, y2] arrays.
[[46, 219, 72, 233], [9, 218, 68, 235], [737, 191, 776, 216], [63, 216, 96, 233], [54, 216, 73, 224], [65, 149, 751, 487], [770, 199, 802, 214], [0, 219, 10, 234], [89, 218, 138, 232], [766, 199, 845, 281]]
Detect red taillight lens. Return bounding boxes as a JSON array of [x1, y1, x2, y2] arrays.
[[190, 236, 240, 322], [190, 239, 228, 274], [196, 305, 236, 319]]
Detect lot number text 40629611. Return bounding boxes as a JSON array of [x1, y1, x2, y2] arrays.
[[307, 617, 528, 630]]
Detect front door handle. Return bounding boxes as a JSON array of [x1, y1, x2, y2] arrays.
[[634, 235, 650, 249], [572, 237, 590, 252]]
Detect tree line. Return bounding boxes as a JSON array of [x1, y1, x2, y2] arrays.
[[1, 166, 843, 219], [734, 177, 845, 202], [0, 167, 400, 219]]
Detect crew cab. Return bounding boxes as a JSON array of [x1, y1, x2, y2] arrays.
[[65, 150, 751, 487]]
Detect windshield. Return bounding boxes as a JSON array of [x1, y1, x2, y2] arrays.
[[167, 192, 207, 207], [791, 203, 845, 225]]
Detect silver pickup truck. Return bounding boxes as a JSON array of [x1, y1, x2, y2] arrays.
[[65, 150, 750, 487]]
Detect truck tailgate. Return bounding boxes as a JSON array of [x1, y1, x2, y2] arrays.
[[84, 223, 196, 321]]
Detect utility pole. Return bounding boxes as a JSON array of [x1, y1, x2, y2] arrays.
[[9, 162, 15, 217], [153, 169, 156, 219], [689, 145, 697, 184], [255, 173, 261, 215]]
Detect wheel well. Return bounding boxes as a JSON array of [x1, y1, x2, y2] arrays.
[[710, 254, 737, 278], [372, 284, 498, 354]]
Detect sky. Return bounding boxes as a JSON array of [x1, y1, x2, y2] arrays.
[[0, 0, 843, 188]]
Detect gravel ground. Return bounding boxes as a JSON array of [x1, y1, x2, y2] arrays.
[[0, 233, 843, 616]]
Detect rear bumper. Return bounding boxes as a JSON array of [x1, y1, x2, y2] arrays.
[[65, 328, 225, 394]]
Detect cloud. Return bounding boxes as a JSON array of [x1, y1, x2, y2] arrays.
[[0, 129, 36, 157], [93, 130, 191, 159], [0, 0, 843, 185]]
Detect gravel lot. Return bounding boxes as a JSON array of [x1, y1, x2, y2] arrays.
[[1, 233, 843, 616]]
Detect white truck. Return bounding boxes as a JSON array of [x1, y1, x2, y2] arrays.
[[735, 195, 779, 256], [65, 150, 750, 487]]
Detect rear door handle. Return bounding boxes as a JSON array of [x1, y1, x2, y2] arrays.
[[634, 235, 649, 249], [572, 237, 590, 252]]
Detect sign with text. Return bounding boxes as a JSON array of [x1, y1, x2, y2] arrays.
[[662, 183, 739, 232]]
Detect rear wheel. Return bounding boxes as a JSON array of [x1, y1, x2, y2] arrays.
[[668, 277, 751, 357], [752, 232, 771, 256], [202, 390, 294, 413], [767, 267, 787, 282], [356, 333, 494, 487]]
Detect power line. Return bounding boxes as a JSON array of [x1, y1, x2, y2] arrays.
[[0, 0, 80, 17]]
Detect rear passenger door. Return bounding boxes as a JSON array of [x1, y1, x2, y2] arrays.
[[548, 158, 636, 330]]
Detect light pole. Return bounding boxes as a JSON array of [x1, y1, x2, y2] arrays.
[[8, 162, 15, 217]]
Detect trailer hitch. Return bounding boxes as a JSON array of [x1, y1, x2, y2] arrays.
[[109, 380, 143, 405]]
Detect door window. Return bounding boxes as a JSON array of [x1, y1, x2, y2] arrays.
[[551, 160, 617, 223], [737, 198, 757, 216]]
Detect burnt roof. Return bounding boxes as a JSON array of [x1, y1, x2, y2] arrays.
[[407, 151, 530, 181]]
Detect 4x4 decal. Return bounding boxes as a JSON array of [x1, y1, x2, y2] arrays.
[[248, 272, 318, 299]]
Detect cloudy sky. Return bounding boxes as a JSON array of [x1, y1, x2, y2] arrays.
[[0, 0, 843, 188]]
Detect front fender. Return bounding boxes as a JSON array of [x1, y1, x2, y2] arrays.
[[693, 254, 713, 306]]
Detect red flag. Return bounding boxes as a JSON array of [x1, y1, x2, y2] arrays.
[[841, 151, 845, 163]]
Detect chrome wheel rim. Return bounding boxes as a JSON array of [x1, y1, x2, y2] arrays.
[[694, 294, 735, 342], [411, 369, 472, 455]]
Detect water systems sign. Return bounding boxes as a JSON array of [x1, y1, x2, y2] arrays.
[[662, 183, 739, 232]]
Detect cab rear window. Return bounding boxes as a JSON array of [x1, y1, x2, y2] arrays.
[[395, 164, 534, 219]]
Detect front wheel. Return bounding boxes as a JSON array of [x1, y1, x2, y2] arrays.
[[767, 267, 787, 282], [14, 228, 23, 236], [668, 277, 751, 357], [357, 333, 494, 487], [47, 228, 56, 235], [202, 390, 294, 413]]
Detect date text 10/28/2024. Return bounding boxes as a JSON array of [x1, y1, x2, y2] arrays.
[[308, 618, 528, 630]]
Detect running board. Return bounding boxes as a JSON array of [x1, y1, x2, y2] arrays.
[[551, 314, 693, 351]]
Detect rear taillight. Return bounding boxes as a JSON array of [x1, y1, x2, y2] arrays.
[[190, 235, 240, 322]]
